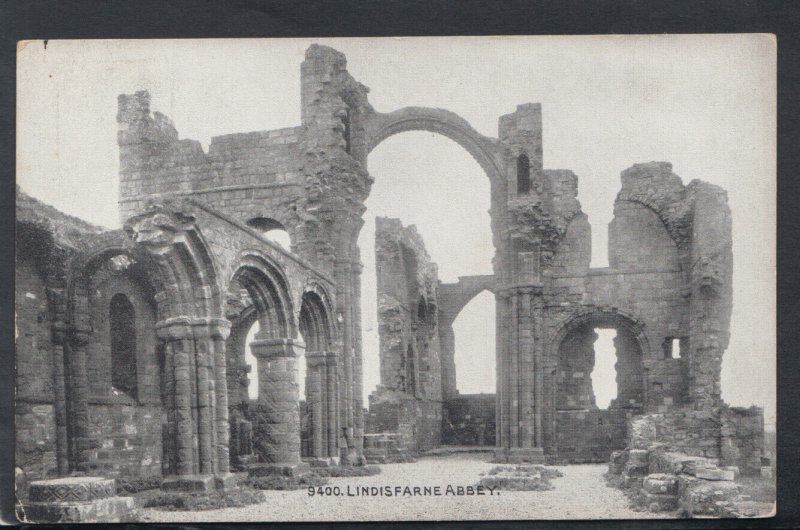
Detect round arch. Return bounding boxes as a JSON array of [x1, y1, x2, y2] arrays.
[[363, 107, 504, 186], [230, 251, 296, 340]]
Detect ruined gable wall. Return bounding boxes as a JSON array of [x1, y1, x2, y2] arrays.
[[367, 217, 443, 452], [540, 162, 733, 462]]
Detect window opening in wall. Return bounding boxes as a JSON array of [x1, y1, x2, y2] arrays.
[[517, 153, 531, 194], [244, 322, 260, 401], [246, 217, 291, 250], [110, 293, 137, 399], [662, 337, 682, 359], [591, 328, 617, 409]]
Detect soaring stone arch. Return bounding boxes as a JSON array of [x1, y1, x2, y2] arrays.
[[363, 107, 504, 185]]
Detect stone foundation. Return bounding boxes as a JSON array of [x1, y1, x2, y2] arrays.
[[22, 476, 135, 523]]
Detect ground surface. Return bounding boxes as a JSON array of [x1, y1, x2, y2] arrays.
[[140, 454, 672, 522]]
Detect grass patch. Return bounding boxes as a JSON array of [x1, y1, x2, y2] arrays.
[[247, 473, 328, 491], [142, 488, 265, 511], [313, 465, 381, 478], [478, 465, 563, 491]]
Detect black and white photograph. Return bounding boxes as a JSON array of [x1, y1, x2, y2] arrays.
[[14, 35, 776, 522]]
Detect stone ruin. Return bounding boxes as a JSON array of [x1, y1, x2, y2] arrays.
[[15, 43, 766, 520]]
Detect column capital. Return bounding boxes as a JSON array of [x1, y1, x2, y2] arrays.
[[250, 338, 306, 359]]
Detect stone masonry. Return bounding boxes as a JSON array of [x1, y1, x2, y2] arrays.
[[16, 43, 760, 515]]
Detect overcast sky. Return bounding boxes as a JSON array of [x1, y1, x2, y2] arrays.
[[17, 36, 776, 424]]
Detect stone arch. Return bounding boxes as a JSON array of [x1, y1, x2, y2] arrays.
[[231, 251, 296, 340], [545, 307, 650, 461], [299, 282, 336, 352], [549, 307, 651, 362], [363, 107, 504, 185]]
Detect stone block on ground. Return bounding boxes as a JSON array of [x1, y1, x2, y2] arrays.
[[643, 473, 679, 495], [679, 477, 741, 517], [642, 491, 678, 512], [694, 466, 735, 481], [23, 477, 135, 523]]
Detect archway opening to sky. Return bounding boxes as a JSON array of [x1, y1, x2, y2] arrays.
[[452, 290, 496, 394], [591, 328, 618, 409], [359, 131, 494, 403]]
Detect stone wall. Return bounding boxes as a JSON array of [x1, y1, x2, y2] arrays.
[[442, 395, 496, 446], [366, 388, 442, 453], [720, 406, 764, 476]]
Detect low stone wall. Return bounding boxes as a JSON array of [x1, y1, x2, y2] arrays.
[[606, 405, 771, 517], [628, 409, 722, 459], [84, 401, 163, 477], [442, 394, 495, 446], [366, 388, 442, 453], [554, 408, 631, 463]]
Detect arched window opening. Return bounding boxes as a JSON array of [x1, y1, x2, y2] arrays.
[[246, 217, 291, 250], [110, 293, 137, 399], [517, 153, 531, 194], [452, 290, 496, 393], [591, 328, 618, 409], [244, 321, 260, 401]]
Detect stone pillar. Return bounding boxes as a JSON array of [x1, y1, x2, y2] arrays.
[[351, 260, 365, 458], [157, 320, 196, 476], [438, 321, 458, 400], [66, 291, 92, 472], [191, 325, 215, 474], [334, 258, 356, 462], [325, 352, 340, 458], [250, 337, 305, 464], [305, 351, 326, 458], [209, 319, 231, 474]]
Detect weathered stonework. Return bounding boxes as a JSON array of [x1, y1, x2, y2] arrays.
[[15, 43, 758, 514]]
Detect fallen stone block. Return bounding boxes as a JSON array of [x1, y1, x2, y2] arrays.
[[694, 467, 735, 481], [679, 477, 741, 517], [643, 474, 679, 495], [642, 492, 678, 512], [23, 476, 135, 523]]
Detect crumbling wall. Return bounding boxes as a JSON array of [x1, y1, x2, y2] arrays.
[[374, 217, 441, 399], [367, 217, 443, 453], [442, 394, 496, 446]]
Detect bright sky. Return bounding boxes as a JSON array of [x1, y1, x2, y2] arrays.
[[17, 36, 776, 425]]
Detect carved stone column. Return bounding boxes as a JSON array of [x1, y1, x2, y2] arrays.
[[249, 337, 305, 464], [305, 351, 327, 458], [325, 351, 340, 458]]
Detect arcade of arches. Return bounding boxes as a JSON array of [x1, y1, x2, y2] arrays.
[[15, 43, 763, 493]]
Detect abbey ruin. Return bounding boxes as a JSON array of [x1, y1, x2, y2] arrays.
[[16, 44, 764, 520]]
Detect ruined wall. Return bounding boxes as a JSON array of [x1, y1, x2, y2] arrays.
[[442, 395, 496, 446], [15, 256, 58, 480], [535, 162, 733, 462], [367, 217, 443, 452], [374, 217, 442, 399]]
